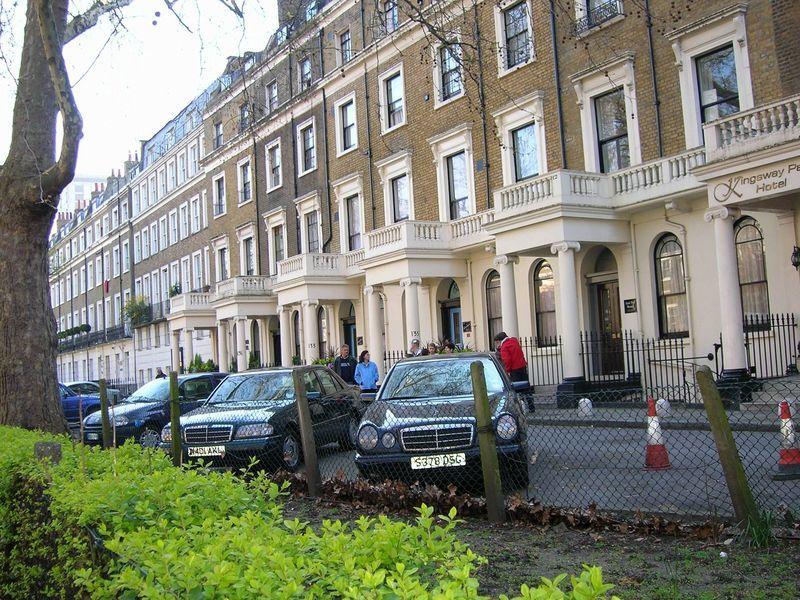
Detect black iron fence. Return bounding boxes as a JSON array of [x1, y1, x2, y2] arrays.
[[57, 324, 132, 352], [744, 313, 798, 380], [573, 0, 623, 35]]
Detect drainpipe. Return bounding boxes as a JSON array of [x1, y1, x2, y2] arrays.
[[472, 0, 492, 209], [549, 0, 567, 169], [251, 135, 263, 275], [320, 28, 335, 253], [359, 0, 377, 229], [644, 0, 663, 157]]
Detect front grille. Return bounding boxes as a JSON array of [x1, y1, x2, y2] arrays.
[[184, 425, 232, 444], [400, 422, 474, 452]]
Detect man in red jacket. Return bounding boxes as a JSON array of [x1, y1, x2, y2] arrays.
[[493, 331, 528, 383]]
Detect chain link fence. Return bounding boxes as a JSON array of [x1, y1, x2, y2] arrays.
[[84, 359, 800, 523]]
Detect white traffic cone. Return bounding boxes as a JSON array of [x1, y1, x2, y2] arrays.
[[645, 397, 671, 470], [778, 400, 800, 475]]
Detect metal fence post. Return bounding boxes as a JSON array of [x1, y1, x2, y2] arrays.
[[471, 360, 506, 523], [99, 379, 112, 449], [292, 369, 322, 495], [169, 371, 181, 467], [696, 366, 763, 531]]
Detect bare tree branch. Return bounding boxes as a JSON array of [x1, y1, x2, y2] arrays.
[[216, 0, 244, 19], [163, 0, 193, 33], [63, 0, 133, 45], [34, 0, 82, 197]]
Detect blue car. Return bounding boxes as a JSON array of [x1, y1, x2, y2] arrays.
[[59, 383, 101, 430]]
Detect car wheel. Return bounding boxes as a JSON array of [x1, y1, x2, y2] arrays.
[[340, 414, 360, 450], [137, 428, 161, 449], [281, 432, 302, 471]]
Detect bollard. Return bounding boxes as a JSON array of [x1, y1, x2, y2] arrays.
[[169, 371, 181, 467], [99, 379, 112, 449], [656, 398, 672, 418], [471, 361, 506, 523], [292, 369, 321, 496], [696, 366, 763, 531], [577, 397, 593, 417]]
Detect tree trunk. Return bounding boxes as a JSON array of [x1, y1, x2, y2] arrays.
[[0, 0, 71, 433]]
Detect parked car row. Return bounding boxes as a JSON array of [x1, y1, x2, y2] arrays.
[[76, 353, 531, 489]]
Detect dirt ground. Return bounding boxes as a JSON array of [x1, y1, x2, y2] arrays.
[[283, 497, 799, 599]]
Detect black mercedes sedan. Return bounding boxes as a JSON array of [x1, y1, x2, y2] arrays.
[[162, 366, 365, 470], [82, 373, 227, 447], [354, 353, 530, 489]]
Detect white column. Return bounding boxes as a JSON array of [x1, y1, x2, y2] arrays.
[[302, 300, 320, 364], [170, 330, 180, 374], [210, 327, 219, 367], [279, 307, 292, 367], [324, 303, 338, 355], [217, 320, 229, 372], [365, 286, 386, 380], [705, 207, 748, 375], [494, 255, 520, 337], [235, 317, 248, 372], [184, 328, 194, 368], [400, 277, 422, 348], [264, 317, 276, 366], [551, 242, 583, 380], [258, 318, 269, 366]]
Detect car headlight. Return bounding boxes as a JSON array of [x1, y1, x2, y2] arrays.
[[496, 414, 518, 440], [112, 415, 128, 426], [358, 424, 378, 450], [160, 426, 172, 443], [235, 423, 274, 439], [381, 432, 396, 448]]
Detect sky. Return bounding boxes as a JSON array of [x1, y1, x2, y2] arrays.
[[0, 0, 278, 177]]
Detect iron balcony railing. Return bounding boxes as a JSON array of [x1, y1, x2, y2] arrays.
[[573, 0, 623, 35]]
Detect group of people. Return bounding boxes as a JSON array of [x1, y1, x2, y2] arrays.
[[406, 338, 456, 356]]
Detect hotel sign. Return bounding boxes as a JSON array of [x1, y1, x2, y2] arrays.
[[712, 160, 800, 204]]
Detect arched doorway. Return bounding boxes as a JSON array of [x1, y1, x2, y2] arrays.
[[587, 247, 622, 376], [269, 316, 281, 367], [340, 301, 356, 354], [250, 320, 261, 368], [439, 279, 462, 347], [292, 311, 301, 363]]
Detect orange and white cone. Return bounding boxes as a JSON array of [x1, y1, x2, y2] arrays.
[[645, 397, 671, 470], [778, 400, 800, 475]]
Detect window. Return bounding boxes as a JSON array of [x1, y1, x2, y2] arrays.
[[159, 216, 168, 249], [439, 44, 463, 101], [501, 1, 531, 70], [654, 234, 689, 339], [384, 71, 404, 129], [272, 225, 285, 273], [213, 122, 223, 149], [346, 195, 362, 251], [298, 121, 316, 174], [486, 270, 502, 344], [190, 197, 201, 233], [339, 29, 352, 64], [122, 241, 130, 273], [735, 217, 769, 323], [299, 58, 312, 91], [696, 44, 739, 123], [148, 176, 156, 205], [266, 141, 282, 190], [305, 0, 317, 20], [111, 207, 118, 229], [150, 223, 158, 255], [239, 161, 252, 203], [217, 247, 229, 282], [530, 262, 556, 343], [87, 262, 94, 289], [169, 211, 178, 245], [306, 212, 320, 253], [242, 237, 255, 276], [391, 174, 409, 222], [267, 81, 278, 112], [112, 247, 120, 277], [240, 103, 251, 132], [189, 144, 199, 175], [178, 153, 187, 183], [446, 151, 469, 220], [336, 97, 357, 154], [594, 88, 629, 173], [167, 161, 176, 190], [511, 123, 538, 181], [192, 253, 203, 291], [179, 204, 189, 239], [141, 228, 150, 259], [213, 176, 226, 216], [158, 169, 166, 198], [383, 0, 398, 33]]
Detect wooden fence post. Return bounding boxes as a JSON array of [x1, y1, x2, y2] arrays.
[[292, 369, 321, 496], [169, 371, 181, 467], [99, 379, 112, 450], [696, 366, 763, 530], [471, 360, 506, 523]]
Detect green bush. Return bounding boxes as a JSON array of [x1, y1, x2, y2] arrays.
[[186, 354, 218, 373], [0, 427, 619, 599]]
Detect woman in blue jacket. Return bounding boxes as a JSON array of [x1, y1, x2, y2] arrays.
[[354, 350, 379, 392]]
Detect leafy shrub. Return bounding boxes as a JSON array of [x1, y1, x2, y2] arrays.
[[0, 427, 619, 599], [122, 296, 150, 325], [56, 323, 91, 339], [248, 352, 261, 369], [186, 354, 218, 373]]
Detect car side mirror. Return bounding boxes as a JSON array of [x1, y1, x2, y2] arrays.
[[511, 381, 530, 392]]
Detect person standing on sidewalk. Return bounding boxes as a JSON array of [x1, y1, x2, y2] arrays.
[[354, 350, 379, 392], [493, 331, 528, 383], [332, 344, 358, 384]]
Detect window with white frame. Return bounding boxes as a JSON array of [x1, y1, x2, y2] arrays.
[[242, 236, 255, 275], [571, 53, 641, 173], [150, 223, 158, 255], [169, 210, 178, 245], [493, 91, 547, 185], [239, 103, 251, 132], [428, 124, 476, 221], [494, 0, 533, 74], [103, 252, 110, 281], [296, 192, 321, 254], [376, 151, 413, 224], [333, 174, 364, 252], [159, 216, 168, 249], [345, 195, 362, 251], [213, 238, 229, 282], [148, 176, 156, 204], [379, 66, 405, 131], [141, 228, 150, 259], [79, 266, 85, 293], [266, 81, 278, 113], [667, 5, 752, 148], [111, 207, 119, 229], [238, 159, 252, 204], [213, 121, 223, 149], [189, 144, 199, 175], [133, 233, 141, 263], [190, 197, 201, 233], [179, 203, 189, 239], [266, 139, 282, 191], [178, 152, 187, 183], [167, 160, 176, 190], [339, 29, 352, 64], [213, 174, 226, 216], [157, 169, 166, 198], [335, 94, 358, 155], [299, 57, 312, 91], [383, 0, 398, 33], [435, 42, 463, 105], [112, 247, 120, 277], [122, 240, 130, 273], [87, 262, 94, 289], [181, 256, 191, 294], [121, 202, 128, 222], [192, 252, 203, 291], [264, 208, 286, 275], [306, 212, 320, 253], [297, 118, 316, 175]]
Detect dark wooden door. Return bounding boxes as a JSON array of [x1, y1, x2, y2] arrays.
[[596, 280, 623, 375]]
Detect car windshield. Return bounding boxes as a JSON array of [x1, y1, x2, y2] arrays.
[[207, 372, 295, 405], [59, 384, 75, 398], [124, 379, 170, 403], [380, 357, 506, 400]]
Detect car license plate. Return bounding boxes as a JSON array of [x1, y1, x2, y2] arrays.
[[410, 452, 466, 470], [187, 445, 226, 458], [86, 433, 99, 441]]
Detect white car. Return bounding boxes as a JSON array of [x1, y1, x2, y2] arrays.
[[64, 381, 122, 404]]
